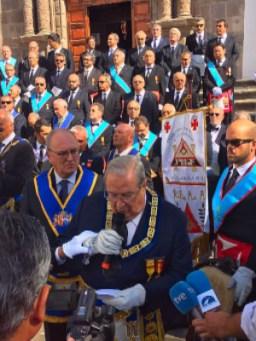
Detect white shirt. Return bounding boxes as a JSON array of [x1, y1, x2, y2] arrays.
[[0, 132, 15, 152], [232, 157, 256, 182], [54, 170, 77, 195], [174, 88, 184, 100], [84, 65, 94, 77], [115, 146, 134, 157], [34, 141, 47, 163], [126, 196, 146, 245], [209, 125, 221, 175], [115, 63, 125, 74], [68, 87, 79, 101], [241, 301, 256, 341], [134, 89, 145, 104], [151, 37, 161, 48], [196, 33, 204, 43]]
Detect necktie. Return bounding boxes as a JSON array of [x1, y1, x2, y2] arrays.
[[102, 92, 107, 105], [59, 179, 69, 203], [217, 37, 222, 44], [84, 70, 88, 80], [0, 143, 5, 152], [223, 168, 239, 195], [210, 125, 219, 132], [171, 46, 175, 56], [37, 94, 41, 102], [153, 39, 157, 49], [136, 94, 140, 103], [56, 69, 60, 77], [174, 91, 180, 107], [130, 120, 135, 127], [145, 68, 151, 78], [199, 35, 203, 47], [6, 78, 9, 85], [29, 69, 34, 81], [68, 91, 74, 104], [37, 145, 45, 170]]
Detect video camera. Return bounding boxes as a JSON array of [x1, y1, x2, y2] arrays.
[[68, 288, 115, 341]]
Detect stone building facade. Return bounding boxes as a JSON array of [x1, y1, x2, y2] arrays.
[[0, 0, 255, 79]]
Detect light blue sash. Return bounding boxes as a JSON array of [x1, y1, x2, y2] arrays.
[[212, 163, 256, 232], [133, 132, 157, 157], [207, 60, 224, 87], [0, 76, 19, 95], [109, 66, 131, 94], [31, 91, 52, 112], [11, 110, 19, 120], [0, 57, 16, 79], [53, 112, 74, 129], [85, 120, 110, 148]]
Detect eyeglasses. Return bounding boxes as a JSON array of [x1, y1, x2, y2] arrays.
[[1, 101, 12, 104], [209, 112, 220, 117], [196, 24, 204, 27], [56, 59, 64, 62], [35, 83, 45, 86], [48, 148, 79, 158], [225, 139, 254, 147], [104, 186, 142, 202], [98, 80, 106, 83]]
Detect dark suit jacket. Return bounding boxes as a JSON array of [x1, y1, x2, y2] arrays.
[[47, 48, 74, 73], [206, 123, 227, 172], [78, 67, 102, 94], [164, 89, 200, 111], [204, 59, 235, 94], [12, 111, 27, 137], [123, 91, 160, 133], [170, 65, 201, 93], [20, 66, 48, 93], [79, 50, 103, 71], [136, 65, 166, 104], [160, 44, 187, 73], [86, 122, 113, 158], [0, 136, 35, 205], [205, 35, 239, 67], [62, 88, 90, 122], [18, 55, 48, 77], [146, 37, 169, 64], [128, 46, 149, 69], [101, 49, 118, 71], [93, 90, 122, 125], [109, 64, 134, 96], [80, 148, 106, 175], [27, 91, 54, 123], [49, 68, 71, 95], [14, 97, 27, 116], [186, 32, 214, 55]]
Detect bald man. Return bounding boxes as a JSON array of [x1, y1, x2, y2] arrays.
[[212, 119, 256, 307]]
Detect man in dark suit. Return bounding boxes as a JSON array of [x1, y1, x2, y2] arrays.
[[52, 98, 82, 129], [62, 73, 90, 122], [124, 74, 160, 133], [165, 72, 199, 111], [146, 23, 168, 64], [20, 51, 48, 96], [0, 95, 27, 137], [128, 30, 149, 69], [186, 17, 213, 76], [136, 48, 166, 105], [47, 32, 74, 73], [121, 99, 141, 126], [92, 73, 122, 125], [84, 102, 113, 158], [206, 19, 239, 71], [170, 50, 201, 94], [78, 52, 101, 95], [160, 27, 187, 75], [9, 84, 27, 117], [49, 52, 71, 98], [0, 108, 34, 207], [109, 48, 133, 96], [28, 76, 54, 123], [101, 33, 119, 71], [79, 36, 103, 71]]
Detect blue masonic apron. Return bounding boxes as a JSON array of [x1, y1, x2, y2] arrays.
[[212, 163, 256, 232], [133, 132, 157, 157], [109, 65, 131, 94], [0, 57, 16, 79], [31, 91, 52, 112], [0, 76, 19, 95], [53, 112, 74, 129], [85, 120, 109, 148]]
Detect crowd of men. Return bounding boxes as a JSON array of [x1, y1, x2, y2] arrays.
[[0, 17, 256, 341]]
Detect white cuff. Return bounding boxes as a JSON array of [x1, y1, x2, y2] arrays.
[[55, 247, 67, 265], [241, 301, 256, 341]]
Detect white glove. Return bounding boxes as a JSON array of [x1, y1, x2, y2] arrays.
[[62, 230, 97, 259], [212, 86, 222, 97], [228, 266, 256, 306], [101, 284, 146, 311], [92, 229, 123, 255]]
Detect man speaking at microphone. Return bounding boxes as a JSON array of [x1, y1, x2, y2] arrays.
[[55, 155, 192, 340]]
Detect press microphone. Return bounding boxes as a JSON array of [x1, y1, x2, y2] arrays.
[[101, 212, 126, 275], [169, 280, 203, 319], [186, 270, 221, 314]]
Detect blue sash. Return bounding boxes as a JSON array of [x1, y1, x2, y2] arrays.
[[53, 112, 74, 129], [31, 91, 52, 112], [109, 66, 131, 94], [11, 110, 19, 120], [207, 60, 224, 87], [212, 163, 256, 232], [34, 166, 98, 236], [0, 76, 19, 95], [133, 132, 157, 157], [85, 120, 110, 148], [0, 57, 16, 79]]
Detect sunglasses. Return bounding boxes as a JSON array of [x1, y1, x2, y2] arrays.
[[196, 24, 204, 27], [1, 101, 12, 104], [225, 139, 254, 147], [209, 112, 220, 117], [35, 83, 45, 86]]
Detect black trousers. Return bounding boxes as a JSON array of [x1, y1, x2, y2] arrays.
[[44, 322, 67, 341]]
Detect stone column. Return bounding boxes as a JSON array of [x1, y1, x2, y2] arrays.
[[159, 0, 172, 20], [23, 0, 34, 35], [37, 0, 51, 34], [177, 0, 191, 17]]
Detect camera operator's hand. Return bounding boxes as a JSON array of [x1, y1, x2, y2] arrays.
[[91, 229, 123, 255], [102, 284, 146, 311], [228, 266, 256, 306], [63, 230, 97, 259]]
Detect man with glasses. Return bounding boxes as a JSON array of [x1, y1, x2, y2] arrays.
[[49, 52, 71, 97], [128, 30, 149, 69], [21, 128, 101, 341], [78, 52, 101, 95], [212, 119, 256, 307], [55, 155, 192, 340]]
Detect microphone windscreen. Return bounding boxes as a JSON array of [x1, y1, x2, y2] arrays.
[[169, 281, 198, 314], [186, 270, 212, 294]]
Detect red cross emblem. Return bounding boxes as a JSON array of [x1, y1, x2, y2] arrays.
[[164, 121, 171, 133], [191, 117, 198, 131]]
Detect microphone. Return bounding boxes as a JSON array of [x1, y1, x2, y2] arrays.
[[169, 280, 203, 319], [101, 213, 126, 275], [186, 270, 221, 314]]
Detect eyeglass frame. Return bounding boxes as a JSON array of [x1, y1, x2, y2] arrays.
[[225, 139, 254, 148], [47, 148, 80, 158], [104, 185, 144, 203]]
